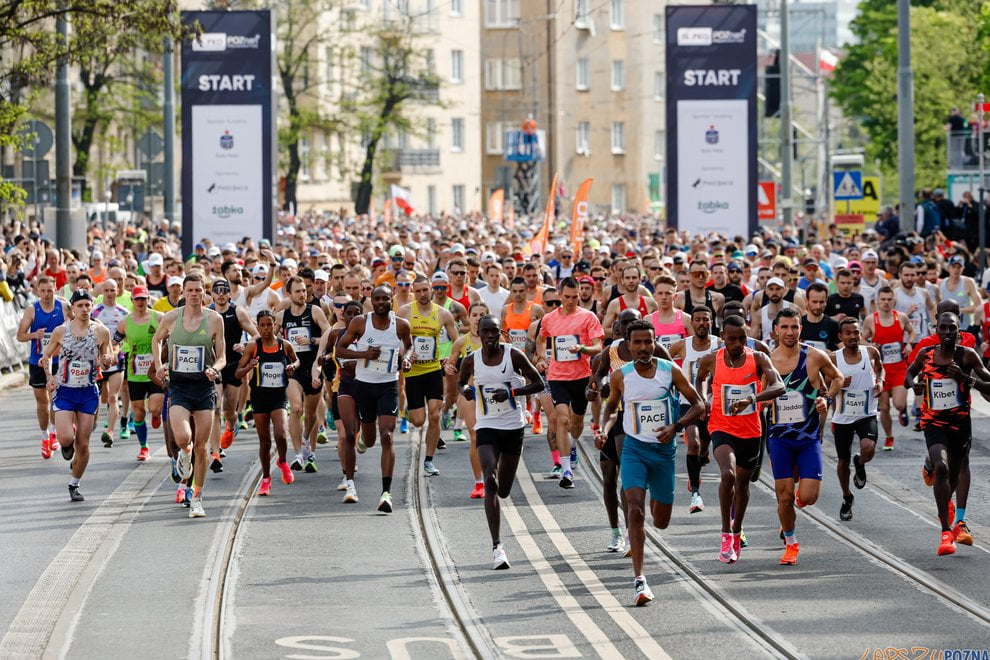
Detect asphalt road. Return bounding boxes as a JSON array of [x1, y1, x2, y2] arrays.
[[0, 381, 988, 660]]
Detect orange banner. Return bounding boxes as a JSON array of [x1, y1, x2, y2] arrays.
[[489, 189, 504, 224], [506, 201, 515, 230], [570, 178, 593, 256], [531, 172, 558, 256]]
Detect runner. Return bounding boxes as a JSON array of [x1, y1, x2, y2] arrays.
[[603, 265, 657, 336], [677, 259, 725, 334], [894, 261, 936, 341], [905, 311, 990, 555], [398, 275, 459, 476], [115, 286, 164, 462], [445, 302, 486, 497], [861, 286, 916, 449], [601, 319, 704, 604], [234, 310, 298, 496], [17, 275, 68, 458], [431, 271, 468, 440], [335, 285, 414, 512], [528, 287, 561, 474], [832, 317, 884, 521], [800, 282, 840, 351], [501, 277, 544, 430], [91, 278, 129, 448], [40, 290, 114, 501], [751, 277, 796, 345], [695, 315, 785, 563], [767, 309, 842, 565], [458, 314, 544, 569], [939, 255, 981, 336], [536, 277, 605, 489], [151, 274, 226, 519], [647, 275, 691, 352]]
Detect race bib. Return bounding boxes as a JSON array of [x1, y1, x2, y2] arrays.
[[632, 399, 672, 436], [259, 362, 285, 388], [40, 332, 52, 353], [658, 334, 682, 351], [804, 340, 827, 350], [508, 329, 528, 349], [772, 390, 807, 424], [927, 378, 962, 411], [909, 316, 923, 337], [171, 345, 206, 374], [880, 342, 903, 364], [478, 383, 516, 416], [133, 353, 153, 376], [363, 347, 396, 374], [439, 326, 450, 343], [838, 389, 870, 417], [553, 335, 580, 362], [287, 326, 311, 352], [722, 383, 757, 416], [65, 360, 93, 387], [413, 336, 437, 361]]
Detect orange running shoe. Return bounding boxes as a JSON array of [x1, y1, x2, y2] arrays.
[[947, 499, 956, 528], [532, 412, 543, 435], [278, 459, 294, 485], [137, 447, 150, 461], [952, 521, 973, 546], [469, 482, 485, 499], [151, 414, 161, 429], [41, 437, 52, 459], [795, 491, 805, 509], [780, 543, 800, 565], [220, 427, 235, 449], [922, 462, 934, 487], [937, 531, 956, 556], [258, 477, 272, 496], [175, 486, 186, 504]]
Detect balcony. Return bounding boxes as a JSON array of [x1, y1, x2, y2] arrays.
[[382, 148, 441, 172], [947, 130, 990, 171], [407, 79, 440, 103]]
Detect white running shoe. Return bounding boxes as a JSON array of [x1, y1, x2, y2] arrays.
[[176, 448, 192, 480], [377, 491, 393, 514], [493, 544, 510, 570], [606, 531, 623, 553], [189, 498, 206, 518], [623, 533, 632, 558], [357, 437, 367, 454], [633, 576, 654, 606], [337, 476, 348, 491], [690, 491, 705, 514], [343, 484, 358, 503], [423, 461, 440, 476]]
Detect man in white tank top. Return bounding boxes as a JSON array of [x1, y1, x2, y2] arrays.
[[858, 250, 886, 313], [894, 262, 936, 340], [939, 255, 981, 330], [751, 277, 795, 346], [831, 318, 884, 522]]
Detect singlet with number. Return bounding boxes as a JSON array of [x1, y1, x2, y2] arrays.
[[919, 346, 970, 430], [708, 348, 762, 438], [872, 312, 906, 366], [473, 345, 525, 431], [167, 307, 214, 384], [438, 298, 455, 359], [833, 346, 878, 423], [682, 336, 720, 403], [250, 338, 289, 391], [282, 304, 320, 364], [125, 314, 158, 382], [55, 323, 99, 389], [895, 286, 928, 339], [649, 309, 689, 352], [407, 302, 442, 376], [504, 301, 535, 352], [767, 345, 820, 442], [620, 358, 680, 445], [92, 302, 128, 372], [29, 300, 65, 366], [354, 312, 401, 384]]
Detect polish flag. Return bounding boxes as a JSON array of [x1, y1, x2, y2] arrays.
[[819, 49, 838, 74], [391, 184, 415, 216]]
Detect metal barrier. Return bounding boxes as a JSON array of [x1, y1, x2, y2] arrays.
[[0, 300, 30, 372]]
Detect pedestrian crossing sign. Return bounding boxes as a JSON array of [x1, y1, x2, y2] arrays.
[[833, 171, 864, 200]]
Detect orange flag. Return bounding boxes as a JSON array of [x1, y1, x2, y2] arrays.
[[489, 189, 504, 224], [506, 200, 515, 230], [570, 178, 593, 255], [531, 172, 558, 256], [383, 198, 392, 226]]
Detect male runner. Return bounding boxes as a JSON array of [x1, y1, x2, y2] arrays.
[[751, 277, 796, 345], [91, 278, 129, 448], [801, 282, 840, 351], [676, 260, 725, 333], [862, 285, 916, 449], [528, 287, 561, 471], [115, 286, 164, 462], [894, 261, 936, 341], [695, 316, 784, 563], [602, 266, 657, 335], [647, 275, 691, 352], [827, 268, 866, 322]]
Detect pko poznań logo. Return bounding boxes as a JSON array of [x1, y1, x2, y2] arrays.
[[220, 130, 234, 150], [213, 205, 244, 219], [698, 201, 729, 214]]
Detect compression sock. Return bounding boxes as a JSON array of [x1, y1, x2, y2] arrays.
[[783, 529, 797, 546], [134, 420, 148, 448], [560, 456, 572, 473], [550, 450, 561, 465], [382, 476, 392, 493], [686, 454, 702, 492], [956, 507, 966, 525]]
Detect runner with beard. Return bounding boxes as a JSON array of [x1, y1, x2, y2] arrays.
[[677, 260, 725, 335], [751, 277, 796, 346], [801, 282, 840, 351], [862, 286, 916, 449], [529, 287, 562, 476], [603, 266, 657, 337]]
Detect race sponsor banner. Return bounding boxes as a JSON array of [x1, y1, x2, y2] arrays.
[[570, 178, 593, 255]]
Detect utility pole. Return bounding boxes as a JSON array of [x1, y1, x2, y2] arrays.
[[896, 0, 915, 233], [978, 93, 986, 272], [163, 36, 176, 222], [55, 11, 71, 247], [780, 0, 794, 229]]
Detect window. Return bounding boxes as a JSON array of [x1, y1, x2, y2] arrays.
[[576, 121, 590, 155], [611, 121, 625, 153], [425, 49, 435, 75], [611, 184, 626, 212], [450, 49, 464, 83], [450, 0, 462, 16], [654, 130, 665, 161], [451, 118, 464, 151], [426, 118, 436, 148], [358, 0, 370, 8], [654, 71, 664, 100], [324, 46, 333, 93], [653, 14, 663, 42], [300, 135, 311, 181], [485, 0, 520, 27], [428, 185, 437, 215], [611, 60, 624, 91], [360, 46, 373, 76], [610, 0, 624, 29], [452, 184, 466, 211], [486, 122, 504, 154], [484, 59, 499, 89], [575, 0, 589, 24], [576, 58, 589, 90], [484, 59, 522, 90]]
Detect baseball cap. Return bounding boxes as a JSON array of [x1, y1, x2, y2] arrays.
[[949, 254, 965, 266], [222, 242, 237, 253], [577, 275, 594, 285], [195, 243, 206, 251], [313, 269, 330, 282], [766, 276, 786, 288], [802, 257, 818, 267], [847, 260, 862, 271], [69, 290, 93, 304], [131, 285, 150, 299], [744, 244, 759, 257], [148, 253, 164, 267], [450, 243, 465, 254], [481, 251, 497, 263], [207, 246, 221, 257], [212, 278, 230, 292], [252, 264, 269, 276], [432, 271, 450, 284], [861, 250, 879, 261], [281, 258, 298, 269], [371, 257, 386, 267], [167, 276, 183, 288], [91, 250, 103, 260], [727, 261, 743, 272], [388, 245, 405, 257]]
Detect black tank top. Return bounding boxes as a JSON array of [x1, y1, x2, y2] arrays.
[[684, 288, 719, 335], [251, 338, 288, 390], [282, 304, 320, 364], [212, 303, 242, 362]]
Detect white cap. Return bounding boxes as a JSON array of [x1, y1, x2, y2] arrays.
[[167, 276, 183, 288], [147, 253, 164, 267], [766, 276, 786, 288], [450, 243, 466, 254], [313, 269, 329, 282], [223, 242, 237, 253], [91, 250, 103, 260], [252, 264, 269, 276], [207, 246, 221, 257], [281, 258, 298, 269], [861, 249, 879, 261], [481, 251, 497, 263]]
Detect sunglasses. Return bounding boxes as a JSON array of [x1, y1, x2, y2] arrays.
[[361, 286, 373, 291], [397, 282, 411, 287], [545, 300, 562, 307], [212, 288, 230, 294], [254, 275, 266, 280], [391, 256, 403, 261], [333, 302, 346, 308], [648, 266, 661, 271], [432, 286, 448, 291], [450, 270, 466, 276], [593, 277, 606, 282], [690, 271, 707, 277]]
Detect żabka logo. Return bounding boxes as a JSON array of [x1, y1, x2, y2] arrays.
[[698, 200, 729, 214], [213, 205, 244, 219]]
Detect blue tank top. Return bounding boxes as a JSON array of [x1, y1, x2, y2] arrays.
[[768, 344, 821, 443], [30, 300, 65, 365]]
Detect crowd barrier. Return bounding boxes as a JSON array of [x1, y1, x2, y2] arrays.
[[0, 300, 29, 372]]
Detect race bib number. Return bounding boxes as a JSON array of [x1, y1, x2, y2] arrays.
[[880, 342, 903, 364], [40, 332, 52, 352], [804, 340, 827, 350], [363, 347, 396, 374], [909, 316, 923, 337], [259, 362, 285, 388], [508, 329, 528, 349], [838, 389, 870, 417], [478, 384, 516, 416], [133, 353, 153, 376], [772, 390, 807, 425], [632, 399, 672, 436], [439, 326, 450, 343], [171, 345, 206, 374], [413, 336, 437, 361], [658, 334, 681, 350], [553, 335, 580, 362], [927, 378, 962, 411], [65, 360, 93, 387], [722, 383, 757, 416], [287, 326, 311, 352]]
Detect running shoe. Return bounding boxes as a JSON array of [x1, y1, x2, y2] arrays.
[[183, 488, 193, 507], [423, 461, 440, 476], [316, 428, 328, 445], [719, 532, 737, 563], [547, 464, 563, 479], [170, 458, 180, 483], [570, 446, 579, 470], [606, 530, 623, 553], [220, 428, 235, 450], [357, 436, 367, 454], [437, 437, 446, 450], [532, 413, 543, 435], [493, 544, 510, 570], [780, 543, 800, 565], [739, 529, 748, 548], [119, 426, 130, 440], [377, 491, 393, 514], [853, 455, 867, 489], [278, 459, 294, 484], [151, 414, 161, 429], [913, 422, 922, 432], [898, 409, 909, 427], [882, 436, 894, 451], [732, 533, 743, 560], [41, 437, 52, 460], [68, 484, 84, 502], [219, 448, 227, 458], [623, 534, 632, 558], [840, 494, 854, 521], [399, 417, 408, 434], [137, 447, 150, 462], [453, 429, 466, 442], [337, 476, 348, 491], [689, 491, 704, 514], [937, 531, 956, 556], [922, 459, 934, 487], [189, 498, 206, 518], [441, 409, 452, 431], [128, 416, 135, 432], [633, 576, 654, 606], [559, 470, 574, 489], [290, 454, 304, 471], [49, 433, 59, 452], [953, 521, 973, 546], [210, 455, 224, 473], [101, 431, 113, 448], [948, 499, 956, 529], [326, 412, 336, 432], [175, 486, 186, 504], [304, 456, 318, 473], [469, 482, 485, 499], [177, 447, 193, 480], [61, 443, 74, 461], [343, 484, 358, 503], [258, 478, 272, 496], [238, 416, 249, 431]]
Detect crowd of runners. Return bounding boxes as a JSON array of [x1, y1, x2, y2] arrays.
[[7, 213, 987, 606]]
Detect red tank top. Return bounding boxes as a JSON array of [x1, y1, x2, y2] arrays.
[[449, 285, 471, 311], [619, 294, 649, 317], [708, 348, 763, 438], [873, 312, 905, 365]]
